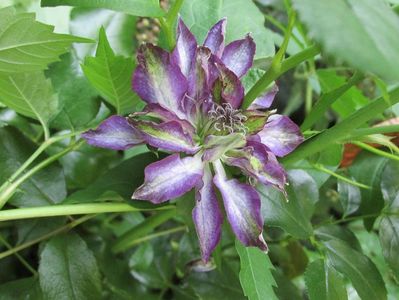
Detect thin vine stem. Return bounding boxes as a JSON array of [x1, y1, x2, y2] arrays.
[[352, 141, 399, 162], [0, 203, 175, 222], [0, 215, 95, 260]]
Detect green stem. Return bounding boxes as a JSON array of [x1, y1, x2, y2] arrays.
[[305, 78, 313, 115], [166, 0, 184, 24], [0, 140, 84, 209], [0, 234, 38, 275], [311, 163, 371, 189], [125, 225, 187, 248], [0, 215, 94, 260], [301, 71, 364, 131], [282, 87, 399, 165], [0, 203, 175, 222], [348, 125, 399, 138], [112, 209, 176, 253], [3, 131, 82, 185], [243, 44, 320, 109], [352, 141, 399, 162]]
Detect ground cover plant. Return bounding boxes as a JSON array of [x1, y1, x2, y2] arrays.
[[0, 0, 398, 299]]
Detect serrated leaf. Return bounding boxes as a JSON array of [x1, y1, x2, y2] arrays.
[[180, 0, 275, 59], [315, 225, 362, 252], [305, 259, 347, 300], [293, 0, 399, 82], [324, 240, 387, 300], [47, 53, 100, 131], [39, 233, 102, 300], [0, 71, 58, 134], [41, 0, 165, 17], [0, 6, 90, 74], [380, 160, 399, 205], [235, 240, 278, 300], [337, 180, 361, 217], [82, 28, 139, 114]]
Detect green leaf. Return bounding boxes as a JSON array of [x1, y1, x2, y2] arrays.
[[0, 127, 66, 207], [380, 160, 399, 205], [305, 259, 347, 300], [0, 71, 59, 136], [39, 233, 102, 300], [65, 152, 158, 203], [0, 6, 90, 74], [379, 194, 399, 278], [293, 0, 399, 82], [41, 0, 165, 17], [272, 270, 302, 300], [315, 225, 362, 252], [317, 70, 369, 119], [0, 277, 42, 300], [47, 54, 100, 131], [69, 7, 138, 60], [235, 240, 278, 300], [82, 28, 140, 114], [259, 170, 317, 239], [324, 240, 387, 300], [337, 180, 361, 217], [180, 0, 275, 59], [349, 152, 388, 230]]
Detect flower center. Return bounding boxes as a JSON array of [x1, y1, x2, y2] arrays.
[[208, 103, 248, 134]]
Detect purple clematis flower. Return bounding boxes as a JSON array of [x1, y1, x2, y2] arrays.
[[82, 18, 303, 263]]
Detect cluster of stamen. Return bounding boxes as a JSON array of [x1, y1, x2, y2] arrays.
[[208, 103, 248, 134]]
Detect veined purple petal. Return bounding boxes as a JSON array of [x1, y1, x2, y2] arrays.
[[213, 63, 244, 109], [249, 84, 279, 110], [213, 160, 268, 251], [82, 116, 142, 150], [172, 18, 198, 78], [132, 44, 187, 117], [133, 154, 203, 203], [130, 119, 199, 154], [225, 141, 287, 193], [203, 18, 226, 57], [193, 164, 222, 263], [221, 35, 255, 78], [257, 114, 304, 157], [133, 104, 196, 136]]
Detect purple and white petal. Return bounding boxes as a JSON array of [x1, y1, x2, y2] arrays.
[[213, 160, 268, 251], [249, 84, 279, 110], [213, 63, 244, 109], [82, 116, 142, 150], [132, 44, 188, 118], [221, 35, 255, 78], [203, 18, 226, 57], [133, 154, 203, 203], [225, 141, 287, 192], [193, 164, 222, 263], [130, 119, 199, 154], [172, 18, 198, 78], [257, 114, 304, 157]]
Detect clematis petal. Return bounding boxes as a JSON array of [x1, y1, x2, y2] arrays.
[[249, 84, 279, 110], [132, 44, 188, 117], [203, 18, 226, 57], [202, 133, 246, 162], [225, 141, 287, 192], [193, 164, 222, 263], [133, 104, 196, 136], [213, 160, 268, 251], [257, 114, 304, 157], [129, 119, 199, 154], [172, 18, 198, 78], [133, 154, 203, 203], [221, 35, 256, 78], [82, 116, 142, 150], [212, 63, 244, 109]]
